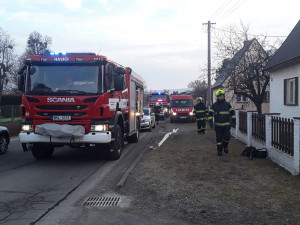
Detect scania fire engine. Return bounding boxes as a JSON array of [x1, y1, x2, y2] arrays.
[[148, 91, 170, 119], [18, 52, 144, 160]]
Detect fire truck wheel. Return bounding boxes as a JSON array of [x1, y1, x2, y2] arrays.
[[108, 125, 122, 160], [31, 144, 54, 160]]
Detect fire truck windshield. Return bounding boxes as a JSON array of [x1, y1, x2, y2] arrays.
[[150, 95, 167, 102], [171, 99, 193, 108], [25, 65, 103, 95]]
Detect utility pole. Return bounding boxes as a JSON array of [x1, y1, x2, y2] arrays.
[[203, 21, 215, 106]]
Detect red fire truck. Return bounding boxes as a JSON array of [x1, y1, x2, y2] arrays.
[[148, 91, 170, 119], [18, 52, 144, 160], [170, 95, 195, 123]]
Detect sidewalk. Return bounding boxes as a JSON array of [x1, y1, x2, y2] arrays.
[[119, 122, 300, 225]]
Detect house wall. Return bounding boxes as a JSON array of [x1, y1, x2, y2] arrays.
[[270, 63, 300, 118]]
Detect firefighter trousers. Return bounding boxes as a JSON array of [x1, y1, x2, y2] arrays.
[[196, 119, 206, 133], [155, 113, 160, 124], [215, 125, 231, 152]]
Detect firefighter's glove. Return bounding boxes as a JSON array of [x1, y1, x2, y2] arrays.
[[209, 120, 214, 129]]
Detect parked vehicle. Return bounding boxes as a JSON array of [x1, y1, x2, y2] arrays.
[[170, 95, 195, 123], [18, 52, 144, 160], [141, 107, 155, 131], [0, 126, 10, 154], [149, 91, 170, 119]]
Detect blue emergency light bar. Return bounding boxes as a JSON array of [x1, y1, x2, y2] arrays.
[[40, 52, 96, 56]]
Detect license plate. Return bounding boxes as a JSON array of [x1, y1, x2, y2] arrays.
[[180, 116, 187, 119], [51, 115, 71, 121]]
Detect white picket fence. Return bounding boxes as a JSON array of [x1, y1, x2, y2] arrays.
[[232, 110, 300, 175]]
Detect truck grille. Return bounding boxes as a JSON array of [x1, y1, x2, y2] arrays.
[[37, 112, 86, 116], [36, 105, 87, 110]]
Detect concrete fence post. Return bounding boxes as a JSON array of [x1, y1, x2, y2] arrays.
[[265, 115, 272, 150], [235, 110, 240, 139], [293, 118, 300, 175], [247, 112, 253, 146]]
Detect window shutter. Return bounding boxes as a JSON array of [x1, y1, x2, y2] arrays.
[[284, 79, 287, 105], [295, 77, 298, 106]]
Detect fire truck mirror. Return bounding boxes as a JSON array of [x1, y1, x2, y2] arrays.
[[18, 74, 25, 92], [116, 67, 126, 74], [114, 74, 124, 91], [29, 67, 36, 75], [17, 65, 26, 75]]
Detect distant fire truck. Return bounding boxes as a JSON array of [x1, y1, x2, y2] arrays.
[[170, 95, 195, 123], [148, 92, 170, 119], [18, 52, 144, 160]]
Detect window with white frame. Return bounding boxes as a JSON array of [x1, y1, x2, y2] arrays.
[[284, 77, 298, 106], [236, 94, 248, 102]]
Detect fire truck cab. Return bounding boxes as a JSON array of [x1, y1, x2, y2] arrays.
[[148, 92, 170, 119], [170, 95, 195, 123], [18, 52, 144, 160]]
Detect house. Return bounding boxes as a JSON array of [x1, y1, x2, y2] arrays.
[[212, 38, 270, 114], [265, 20, 300, 118]]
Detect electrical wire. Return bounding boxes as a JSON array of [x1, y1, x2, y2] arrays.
[[212, 26, 287, 38], [209, 0, 233, 21], [213, 0, 245, 21]]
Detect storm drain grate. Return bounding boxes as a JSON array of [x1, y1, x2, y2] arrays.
[[83, 196, 121, 207]]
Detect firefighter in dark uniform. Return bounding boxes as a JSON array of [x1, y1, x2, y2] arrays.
[[153, 102, 161, 125], [193, 97, 207, 134], [208, 90, 236, 156]]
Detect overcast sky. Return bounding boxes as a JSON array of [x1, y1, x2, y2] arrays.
[[0, 0, 299, 90]]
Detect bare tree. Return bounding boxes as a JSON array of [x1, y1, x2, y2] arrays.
[[24, 31, 52, 55], [212, 22, 283, 113], [188, 79, 208, 102], [0, 28, 16, 105]]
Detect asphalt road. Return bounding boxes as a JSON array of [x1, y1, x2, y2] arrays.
[[0, 122, 161, 225]]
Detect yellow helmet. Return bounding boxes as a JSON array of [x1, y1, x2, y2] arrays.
[[216, 89, 225, 97]]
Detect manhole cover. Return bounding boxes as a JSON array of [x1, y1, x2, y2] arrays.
[[83, 196, 121, 206]]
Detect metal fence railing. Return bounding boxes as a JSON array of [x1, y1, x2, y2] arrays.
[[252, 113, 266, 143], [239, 111, 247, 134], [272, 116, 294, 156], [0, 105, 21, 122]]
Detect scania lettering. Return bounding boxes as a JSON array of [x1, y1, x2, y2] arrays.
[[170, 95, 195, 123], [18, 52, 144, 160], [47, 98, 75, 103]]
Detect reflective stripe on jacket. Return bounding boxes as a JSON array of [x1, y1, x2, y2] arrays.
[[209, 100, 235, 126], [193, 103, 207, 119]]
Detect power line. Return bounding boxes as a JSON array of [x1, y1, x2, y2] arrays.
[[211, 26, 287, 38], [213, 0, 243, 21], [209, 0, 233, 21], [220, 0, 246, 19]]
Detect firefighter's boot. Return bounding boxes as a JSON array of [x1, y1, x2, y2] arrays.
[[222, 140, 229, 153], [217, 145, 223, 156], [223, 147, 229, 153]]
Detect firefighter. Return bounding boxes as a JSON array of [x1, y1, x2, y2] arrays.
[[153, 102, 161, 125], [193, 97, 207, 134], [208, 90, 236, 156]]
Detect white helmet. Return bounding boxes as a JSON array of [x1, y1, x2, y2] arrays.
[[155, 102, 159, 106], [197, 97, 202, 101]]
